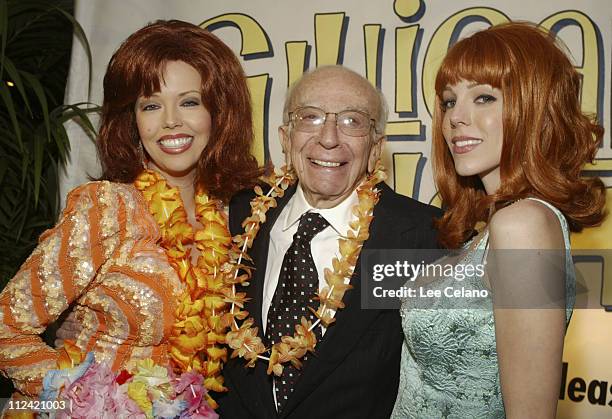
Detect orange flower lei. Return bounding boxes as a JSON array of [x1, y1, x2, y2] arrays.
[[134, 169, 238, 407], [227, 160, 387, 376]]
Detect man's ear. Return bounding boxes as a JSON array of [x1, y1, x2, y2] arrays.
[[368, 135, 385, 173], [279, 125, 292, 166]]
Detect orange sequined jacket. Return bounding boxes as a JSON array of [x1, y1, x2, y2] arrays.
[[0, 181, 184, 397]]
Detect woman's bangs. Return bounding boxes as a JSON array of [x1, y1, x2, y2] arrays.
[[435, 35, 506, 97]]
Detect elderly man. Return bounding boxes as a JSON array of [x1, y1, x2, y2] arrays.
[[219, 66, 440, 418]]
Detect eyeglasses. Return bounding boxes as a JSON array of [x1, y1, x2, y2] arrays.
[[288, 106, 377, 137]]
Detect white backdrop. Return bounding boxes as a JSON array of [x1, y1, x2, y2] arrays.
[[62, 1, 612, 417]]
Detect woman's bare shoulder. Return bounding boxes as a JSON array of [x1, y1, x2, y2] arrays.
[[489, 199, 564, 250]]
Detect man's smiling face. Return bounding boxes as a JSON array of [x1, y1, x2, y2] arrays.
[[280, 67, 383, 209]]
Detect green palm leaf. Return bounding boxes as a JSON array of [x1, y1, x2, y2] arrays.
[[0, 0, 97, 289]]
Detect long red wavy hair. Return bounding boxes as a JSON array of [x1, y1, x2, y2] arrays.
[[432, 22, 606, 248], [97, 20, 261, 202]]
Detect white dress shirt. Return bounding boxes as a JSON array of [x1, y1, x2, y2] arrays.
[[262, 184, 358, 335]]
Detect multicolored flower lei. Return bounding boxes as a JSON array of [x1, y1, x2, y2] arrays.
[[226, 161, 387, 376], [40, 342, 217, 419]]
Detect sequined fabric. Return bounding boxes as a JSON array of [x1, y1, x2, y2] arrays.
[[0, 182, 185, 397], [391, 198, 575, 418]]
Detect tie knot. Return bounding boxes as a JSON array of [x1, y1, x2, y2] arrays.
[[294, 212, 329, 243]]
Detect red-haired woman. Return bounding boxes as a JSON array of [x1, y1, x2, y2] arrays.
[[392, 22, 606, 418], [0, 20, 259, 414]]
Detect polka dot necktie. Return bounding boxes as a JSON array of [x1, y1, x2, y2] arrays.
[[266, 212, 329, 412]]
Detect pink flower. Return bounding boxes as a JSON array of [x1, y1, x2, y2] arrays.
[[57, 361, 144, 418], [60, 361, 113, 415], [174, 371, 203, 394], [175, 372, 218, 419]]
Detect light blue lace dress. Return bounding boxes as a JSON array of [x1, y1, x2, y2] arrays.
[[391, 198, 575, 418]]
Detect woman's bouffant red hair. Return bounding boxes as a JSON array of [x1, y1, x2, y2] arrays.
[[432, 22, 607, 248], [97, 19, 261, 202]]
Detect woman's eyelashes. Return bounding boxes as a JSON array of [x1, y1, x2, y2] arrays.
[[140, 102, 160, 112], [181, 98, 201, 107], [475, 94, 497, 104], [441, 97, 456, 110], [440, 93, 497, 111], [137, 98, 201, 112]]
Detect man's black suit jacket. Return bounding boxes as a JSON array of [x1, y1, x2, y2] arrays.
[[217, 182, 441, 419]]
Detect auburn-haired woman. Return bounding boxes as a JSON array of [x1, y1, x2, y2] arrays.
[[0, 20, 259, 413], [393, 22, 606, 418]]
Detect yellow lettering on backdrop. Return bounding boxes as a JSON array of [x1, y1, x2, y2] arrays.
[[395, 25, 419, 114], [572, 159, 612, 308], [285, 41, 309, 87], [364, 24, 382, 87], [315, 13, 346, 66], [385, 24, 424, 140], [386, 1, 426, 141], [392, 153, 426, 199], [540, 11, 603, 122], [247, 75, 269, 165], [201, 14, 271, 56], [201, 14, 272, 165], [393, 0, 422, 18], [422, 8, 509, 117], [385, 121, 422, 137]]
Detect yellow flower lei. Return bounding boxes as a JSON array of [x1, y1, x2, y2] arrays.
[[227, 160, 387, 376], [134, 170, 235, 408]]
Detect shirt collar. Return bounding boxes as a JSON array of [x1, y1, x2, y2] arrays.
[[283, 183, 359, 235]]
